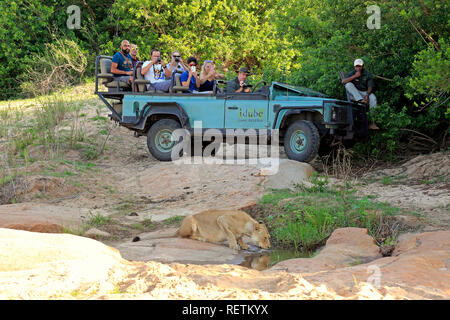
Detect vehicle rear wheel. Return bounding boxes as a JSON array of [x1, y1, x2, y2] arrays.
[[283, 120, 320, 163], [147, 119, 185, 161]]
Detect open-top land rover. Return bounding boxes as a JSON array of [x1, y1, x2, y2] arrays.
[[95, 55, 369, 162]]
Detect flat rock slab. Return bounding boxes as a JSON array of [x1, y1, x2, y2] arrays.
[[121, 159, 314, 222], [270, 227, 382, 273], [261, 160, 315, 190], [114, 236, 240, 265], [0, 203, 108, 232]]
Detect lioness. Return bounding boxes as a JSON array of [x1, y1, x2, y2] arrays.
[[177, 210, 270, 250]]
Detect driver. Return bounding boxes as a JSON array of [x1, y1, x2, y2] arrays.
[[226, 67, 251, 93]]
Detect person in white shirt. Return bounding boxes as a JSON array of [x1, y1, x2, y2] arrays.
[[141, 49, 172, 92]]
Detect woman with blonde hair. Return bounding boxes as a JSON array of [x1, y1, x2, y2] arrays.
[[199, 60, 224, 92]]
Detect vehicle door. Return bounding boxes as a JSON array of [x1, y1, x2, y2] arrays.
[[224, 92, 269, 129]]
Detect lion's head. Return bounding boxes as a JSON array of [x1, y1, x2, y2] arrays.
[[252, 222, 271, 249]]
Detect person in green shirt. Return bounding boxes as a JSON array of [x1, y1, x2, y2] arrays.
[[226, 67, 252, 93]]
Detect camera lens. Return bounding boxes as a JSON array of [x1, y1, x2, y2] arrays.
[[157, 57, 161, 62], [175, 57, 180, 62]]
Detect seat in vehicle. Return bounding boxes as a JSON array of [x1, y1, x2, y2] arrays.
[[98, 57, 131, 91]]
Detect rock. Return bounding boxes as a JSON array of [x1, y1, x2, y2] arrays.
[[269, 229, 450, 299], [85, 228, 111, 239], [270, 228, 382, 273], [0, 203, 87, 232], [261, 159, 315, 190], [0, 228, 125, 298], [112, 228, 240, 264], [133, 161, 264, 220], [5, 223, 63, 233], [0, 227, 449, 299]]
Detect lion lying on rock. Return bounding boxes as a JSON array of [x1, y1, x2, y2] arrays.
[[177, 210, 271, 250]]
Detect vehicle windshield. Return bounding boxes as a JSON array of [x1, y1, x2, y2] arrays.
[[272, 82, 328, 98]]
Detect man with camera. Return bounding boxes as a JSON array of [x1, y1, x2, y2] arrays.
[[141, 49, 172, 92], [226, 67, 251, 93], [166, 51, 187, 77]]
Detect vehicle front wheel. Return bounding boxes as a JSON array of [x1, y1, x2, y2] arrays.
[[283, 120, 320, 163], [147, 119, 186, 161]]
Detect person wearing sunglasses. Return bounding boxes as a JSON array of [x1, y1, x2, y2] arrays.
[[180, 57, 200, 93], [141, 49, 172, 92], [166, 51, 187, 77], [130, 44, 140, 69], [199, 60, 224, 92]]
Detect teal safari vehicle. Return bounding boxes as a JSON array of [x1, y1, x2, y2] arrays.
[[95, 55, 369, 162]]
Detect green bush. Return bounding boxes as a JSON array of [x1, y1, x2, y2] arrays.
[[262, 181, 401, 250]]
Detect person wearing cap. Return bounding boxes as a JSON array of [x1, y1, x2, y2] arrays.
[[342, 59, 378, 129], [226, 67, 252, 93]]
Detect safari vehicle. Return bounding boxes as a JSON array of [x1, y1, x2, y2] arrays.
[[95, 55, 369, 162]]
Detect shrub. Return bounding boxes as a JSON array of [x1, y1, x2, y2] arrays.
[[19, 38, 87, 97]]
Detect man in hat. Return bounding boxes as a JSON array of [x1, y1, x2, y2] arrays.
[[342, 58, 378, 129], [226, 67, 252, 93]]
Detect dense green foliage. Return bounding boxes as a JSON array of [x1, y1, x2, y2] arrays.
[[1, 0, 448, 157]]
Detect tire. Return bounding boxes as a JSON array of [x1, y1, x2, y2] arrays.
[[147, 119, 185, 161], [283, 120, 320, 163]]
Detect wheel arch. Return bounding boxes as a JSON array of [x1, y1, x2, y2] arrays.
[[278, 110, 323, 137], [140, 102, 190, 134]]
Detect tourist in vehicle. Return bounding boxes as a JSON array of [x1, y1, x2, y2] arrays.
[[341, 58, 378, 129], [199, 60, 224, 92], [226, 67, 252, 93], [130, 44, 140, 69], [180, 57, 200, 93], [166, 51, 187, 77], [141, 49, 172, 92], [110, 40, 133, 85]]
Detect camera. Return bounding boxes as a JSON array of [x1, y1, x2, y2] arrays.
[[174, 57, 180, 63], [157, 57, 161, 63]]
